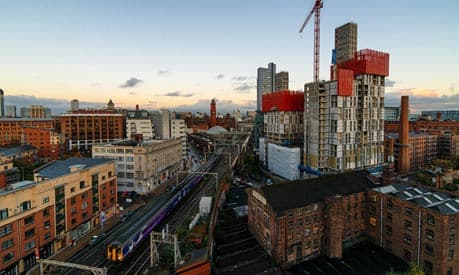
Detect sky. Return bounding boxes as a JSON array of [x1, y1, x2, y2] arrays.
[[1, 0, 458, 114]]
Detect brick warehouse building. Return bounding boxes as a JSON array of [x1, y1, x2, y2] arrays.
[[247, 171, 375, 268], [22, 127, 64, 161], [58, 110, 125, 151], [368, 184, 459, 275], [0, 118, 55, 146], [0, 158, 117, 274]]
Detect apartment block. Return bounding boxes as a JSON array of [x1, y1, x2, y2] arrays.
[[0, 118, 55, 146], [126, 107, 155, 141], [0, 158, 116, 274], [334, 22, 357, 64], [22, 127, 64, 161], [0, 161, 21, 189], [304, 23, 388, 175], [247, 171, 373, 268], [92, 139, 182, 194], [384, 133, 438, 172], [0, 145, 38, 164], [58, 110, 125, 150], [368, 184, 459, 275]]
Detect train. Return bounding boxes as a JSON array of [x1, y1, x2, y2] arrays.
[[106, 155, 221, 262]]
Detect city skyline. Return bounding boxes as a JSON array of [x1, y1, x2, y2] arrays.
[[1, 0, 458, 113]]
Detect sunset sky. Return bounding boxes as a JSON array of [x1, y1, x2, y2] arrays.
[[1, 0, 458, 114]]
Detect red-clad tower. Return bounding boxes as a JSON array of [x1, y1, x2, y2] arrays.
[[210, 99, 217, 127], [398, 96, 410, 174]]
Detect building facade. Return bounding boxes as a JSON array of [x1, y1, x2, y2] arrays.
[[385, 106, 401, 121], [384, 133, 438, 173], [0, 158, 117, 274], [0, 118, 55, 146], [247, 171, 373, 268], [20, 105, 51, 119], [275, 71, 289, 92], [22, 127, 64, 161], [368, 184, 459, 275], [438, 134, 459, 160], [421, 110, 459, 121], [58, 110, 125, 150], [334, 22, 357, 63], [0, 89, 4, 117], [151, 109, 171, 140], [304, 23, 388, 174], [126, 108, 155, 141], [5, 106, 16, 118], [257, 62, 276, 111], [171, 119, 187, 159], [92, 139, 182, 194]]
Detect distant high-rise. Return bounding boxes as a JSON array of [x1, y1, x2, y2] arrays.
[[257, 62, 276, 111], [0, 89, 4, 117], [5, 105, 16, 118], [20, 105, 52, 118], [274, 71, 289, 91], [335, 22, 357, 64], [70, 99, 79, 111]]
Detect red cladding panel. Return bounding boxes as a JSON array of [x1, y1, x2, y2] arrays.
[[337, 69, 354, 96], [338, 49, 389, 77], [262, 91, 304, 113]]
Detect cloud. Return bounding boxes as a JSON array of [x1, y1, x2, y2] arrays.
[[164, 91, 194, 97], [119, 77, 143, 88], [385, 79, 396, 87], [385, 88, 459, 113], [4, 94, 105, 115], [157, 70, 169, 76], [216, 74, 224, 79], [235, 83, 256, 93], [169, 99, 256, 114], [232, 76, 248, 82]]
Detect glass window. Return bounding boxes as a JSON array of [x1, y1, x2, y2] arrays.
[[405, 207, 412, 216], [448, 249, 454, 261], [426, 215, 435, 225], [24, 215, 34, 225], [0, 224, 13, 237], [426, 229, 434, 240], [425, 244, 434, 255], [1, 238, 13, 251], [404, 220, 412, 231]]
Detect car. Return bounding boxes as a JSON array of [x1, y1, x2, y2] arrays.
[[88, 233, 106, 246]]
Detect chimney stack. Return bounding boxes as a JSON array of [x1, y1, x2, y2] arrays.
[[398, 96, 410, 174], [136, 104, 139, 110]]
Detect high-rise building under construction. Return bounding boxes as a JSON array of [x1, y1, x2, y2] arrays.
[[304, 22, 389, 174]]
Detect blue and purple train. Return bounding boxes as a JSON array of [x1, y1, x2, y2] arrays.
[[107, 156, 220, 262]]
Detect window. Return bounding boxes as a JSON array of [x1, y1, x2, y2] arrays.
[[0, 224, 13, 237], [80, 181, 86, 189], [370, 217, 377, 226], [44, 232, 51, 240], [108, 171, 112, 177], [424, 261, 433, 273], [24, 215, 34, 225], [3, 252, 13, 264], [426, 215, 435, 225], [20, 200, 31, 212], [387, 200, 393, 209], [82, 202, 88, 210], [0, 208, 8, 220], [370, 194, 377, 202], [387, 213, 392, 223], [82, 192, 87, 199], [25, 228, 35, 239], [405, 207, 412, 216], [448, 249, 454, 261], [304, 240, 311, 249], [386, 240, 392, 251], [71, 197, 76, 205], [25, 240, 35, 250], [44, 221, 51, 228], [42, 196, 50, 204], [426, 229, 434, 240], [82, 212, 87, 219], [1, 239, 13, 251], [43, 208, 50, 217], [386, 225, 392, 235], [370, 206, 376, 214], [449, 234, 455, 245], [71, 207, 76, 214], [70, 187, 76, 193], [404, 220, 412, 231], [403, 249, 411, 261], [425, 244, 434, 255], [313, 238, 319, 249], [403, 234, 412, 244], [71, 218, 76, 225]]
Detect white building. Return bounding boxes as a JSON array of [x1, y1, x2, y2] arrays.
[[92, 139, 182, 194], [171, 119, 187, 159], [126, 108, 154, 140]]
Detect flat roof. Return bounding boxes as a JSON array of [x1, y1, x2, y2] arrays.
[[260, 171, 375, 212], [0, 145, 36, 156], [373, 183, 459, 215], [36, 158, 113, 179]]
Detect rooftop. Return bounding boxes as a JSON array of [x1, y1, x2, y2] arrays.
[[0, 145, 37, 157], [374, 183, 459, 215], [0, 118, 54, 122], [36, 158, 112, 179], [260, 171, 375, 212], [206, 126, 228, 135]]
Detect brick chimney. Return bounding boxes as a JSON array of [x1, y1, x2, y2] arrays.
[[398, 96, 410, 174]]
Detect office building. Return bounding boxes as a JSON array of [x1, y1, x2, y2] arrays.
[[92, 139, 182, 194], [304, 23, 389, 174], [384, 106, 401, 121], [368, 184, 459, 275], [0, 118, 55, 146], [247, 171, 374, 268], [171, 119, 187, 159], [5, 105, 16, 118], [58, 110, 125, 150], [275, 71, 289, 92], [0, 158, 117, 274], [20, 105, 52, 119], [422, 110, 459, 121], [70, 99, 79, 111], [257, 62, 276, 111], [126, 106, 155, 141], [151, 109, 171, 140]]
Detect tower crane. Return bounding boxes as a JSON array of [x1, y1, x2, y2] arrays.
[[299, 0, 324, 83]]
